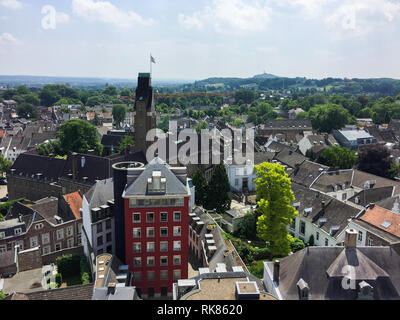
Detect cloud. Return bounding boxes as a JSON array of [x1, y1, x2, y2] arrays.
[[72, 0, 153, 28], [0, 32, 20, 45], [325, 0, 400, 38], [257, 47, 279, 55], [56, 11, 70, 24], [178, 0, 271, 33], [0, 0, 22, 9]]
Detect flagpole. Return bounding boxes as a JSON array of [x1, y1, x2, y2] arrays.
[[150, 53, 152, 77]]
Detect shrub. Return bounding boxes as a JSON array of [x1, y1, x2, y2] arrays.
[[253, 247, 272, 261], [0, 290, 6, 300], [56, 254, 81, 278], [80, 255, 91, 284], [55, 273, 62, 287], [291, 238, 306, 253]]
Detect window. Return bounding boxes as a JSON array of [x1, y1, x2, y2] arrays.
[[133, 228, 141, 238], [160, 241, 168, 252], [325, 238, 329, 246], [30, 236, 38, 248], [147, 256, 155, 267], [133, 243, 141, 253], [0, 245, 6, 253], [146, 213, 154, 223], [290, 218, 296, 230], [173, 226, 181, 237], [160, 212, 168, 223], [299, 221, 305, 235], [42, 245, 51, 255], [368, 238, 373, 246], [174, 212, 181, 222], [106, 233, 112, 243], [106, 245, 112, 253], [66, 226, 73, 237], [106, 219, 111, 230], [133, 213, 141, 223], [160, 256, 168, 266], [316, 232, 319, 241], [342, 193, 347, 201], [358, 231, 363, 242], [160, 227, 168, 238], [56, 229, 64, 240], [235, 179, 239, 186], [173, 270, 181, 280], [77, 235, 82, 245], [97, 223, 103, 233], [133, 272, 141, 282], [78, 223, 82, 235], [34, 223, 43, 230], [147, 242, 155, 253], [173, 255, 181, 266], [133, 257, 141, 267], [0, 231, 5, 239], [147, 271, 155, 281], [14, 228, 22, 235], [160, 270, 168, 281], [147, 227, 155, 238], [67, 238, 74, 248], [97, 236, 103, 246], [173, 241, 181, 252], [130, 199, 137, 208], [55, 243, 62, 251]]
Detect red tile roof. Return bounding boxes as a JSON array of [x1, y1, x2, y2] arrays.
[[63, 192, 83, 220], [361, 205, 400, 238]]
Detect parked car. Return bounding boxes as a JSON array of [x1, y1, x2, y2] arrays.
[[0, 196, 8, 202]]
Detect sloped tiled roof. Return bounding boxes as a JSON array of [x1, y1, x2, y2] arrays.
[[12, 284, 94, 300], [360, 205, 400, 238], [63, 192, 83, 219]]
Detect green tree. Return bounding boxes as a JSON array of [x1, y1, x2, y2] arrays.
[[255, 162, 298, 257], [234, 212, 258, 240], [118, 135, 135, 153], [192, 169, 208, 207], [17, 103, 37, 119], [35, 140, 63, 156], [22, 93, 40, 106], [0, 153, 11, 176], [206, 164, 231, 214], [103, 86, 118, 96], [112, 105, 126, 128], [308, 103, 352, 133], [58, 119, 103, 155], [357, 144, 398, 179], [318, 146, 357, 170], [0, 290, 6, 300]]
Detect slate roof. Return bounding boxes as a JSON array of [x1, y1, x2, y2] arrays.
[[101, 134, 124, 147], [311, 170, 353, 193], [274, 149, 307, 169], [61, 153, 112, 185], [124, 158, 189, 197], [84, 178, 114, 209], [254, 152, 275, 165], [348, 186, 394, 207], [10, 153, 66, 182], [11, 284, 94, 300], [292, 160, 328, 188], [266, 245, 400, 300], [352, 170, 400, 195]]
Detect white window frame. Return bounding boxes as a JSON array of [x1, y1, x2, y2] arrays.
[[173, 255, 181, 266], [173, 212, 181, 222], [173, 226, 181, 237], [56, 229, 64, 240], [66, 226, 73, 237], [133, 242, 141, 253], [0, 244, 6, 253], [173, 241, 181, 252], [133, 228, 141, 238], [160, 256, 168, 266], [147, 242, 155, 253], [0, 231, 5, 239], [14, 228, 22, 235], [30, 236, 38, 248]]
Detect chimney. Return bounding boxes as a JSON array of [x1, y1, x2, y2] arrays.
[[71, 152, 78, 180], [369, 203, 375, 209], [344, 229, 358, 249], [107, 283, 116, 295], [321, 200, 326, 213], [273, 260, 280, 284]]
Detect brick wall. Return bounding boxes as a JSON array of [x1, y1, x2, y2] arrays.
[[41, 246, 83, 265], [18, 247, 42, 272], [365, 231, 391, 246], [7, 176, 62, 201]]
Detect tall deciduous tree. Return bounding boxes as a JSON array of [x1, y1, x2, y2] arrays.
[[318, 146, 357, 170], [58, 119, 103, 155], [118, 135, 135, 153], [308, 103, 352, 133], [206, 164, 231, 214], [357, 144, 398, 179], [112, 105, 126, 129], [0, 153, 12, 176], [192, 168, 208, 207], [255, 162, 298, 257]]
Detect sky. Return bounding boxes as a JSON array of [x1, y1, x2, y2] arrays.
[[1, 0, 400, 80]]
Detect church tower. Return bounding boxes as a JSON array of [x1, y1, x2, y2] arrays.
[[133, 73, 157, 154]]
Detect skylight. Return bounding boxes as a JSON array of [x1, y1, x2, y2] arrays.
[[381, 221, 392, 228]]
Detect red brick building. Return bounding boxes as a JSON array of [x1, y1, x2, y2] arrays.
[[122, 158, 190, 298]]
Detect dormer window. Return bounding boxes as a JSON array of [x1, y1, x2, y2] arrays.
[[148, 171, 166, 193]]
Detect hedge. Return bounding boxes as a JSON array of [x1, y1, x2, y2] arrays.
[[56, 254, 81, 278], [79, 255, 91, 284]]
